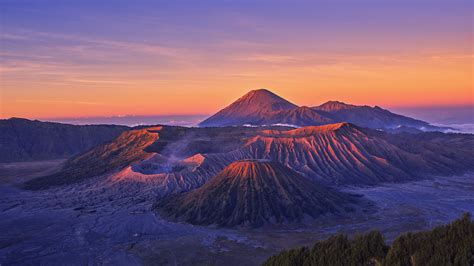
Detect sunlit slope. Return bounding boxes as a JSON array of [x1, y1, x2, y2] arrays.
[[155, 160, 360, 227]]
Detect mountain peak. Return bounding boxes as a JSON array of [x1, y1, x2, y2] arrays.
[[246, 88, 274, 96], [7, 117, 31, 121], [199, 89, 297, 127], [237, 88, 296, 108], [218, 159, 280, 181], [314, 101, 355, 112], [285, 122, 355, 136]]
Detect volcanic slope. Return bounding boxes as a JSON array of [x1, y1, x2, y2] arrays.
[[155, 160, 361, 227], [258, 106, 335, 126], [220, 123, 474, 185], [22, 125, 290, 191], [23, 127, 160, 190]]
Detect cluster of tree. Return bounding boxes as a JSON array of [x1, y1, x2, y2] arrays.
[[264, 213, 473, 266]]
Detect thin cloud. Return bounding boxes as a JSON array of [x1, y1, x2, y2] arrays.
[[0, 33, 31, 40], [15, 99, 110, 106], [65, 78, 134, 85], [236, 54, 299, 63], [7, 29, 185, 58]]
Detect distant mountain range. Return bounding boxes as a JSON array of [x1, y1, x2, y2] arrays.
[[199, 89, 446, 131]]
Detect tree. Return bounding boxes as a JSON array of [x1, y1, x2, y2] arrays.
[[264, 213, 473, 266]]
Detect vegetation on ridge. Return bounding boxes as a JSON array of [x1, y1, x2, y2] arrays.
[[264, 213, 473, 266]]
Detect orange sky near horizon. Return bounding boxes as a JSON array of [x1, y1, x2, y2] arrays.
[[1, 1, 473, 119], [2, 51, 472, 119]]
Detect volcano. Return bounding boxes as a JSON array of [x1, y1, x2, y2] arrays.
[[23, 127, 160, 189], [155, 160, 360, 227], [198, 89, 298, 127], [232, 122, 414, 185]]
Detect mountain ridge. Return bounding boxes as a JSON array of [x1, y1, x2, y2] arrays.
[[312, 100, 436, 130], [199, 89, 446, 131], [23, 123, 474, 190], [0, 117, 129, 162]]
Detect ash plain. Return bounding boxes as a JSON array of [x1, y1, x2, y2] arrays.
[[0, 160, 472, 265]]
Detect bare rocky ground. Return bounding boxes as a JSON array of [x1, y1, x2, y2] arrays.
[[0, 160, 472, 266]]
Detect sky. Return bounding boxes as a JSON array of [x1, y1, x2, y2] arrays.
[[1, 0, 473, 120]]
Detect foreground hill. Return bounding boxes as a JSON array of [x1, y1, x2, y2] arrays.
[[264, 213, 473, 266], [199, 89, 446, 131], [155, 160, 362, 227], [0, 118, 129, 162]]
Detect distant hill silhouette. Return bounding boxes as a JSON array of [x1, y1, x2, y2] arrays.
[[312, 100, 439, 131], [0, 118, 129, 162]]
